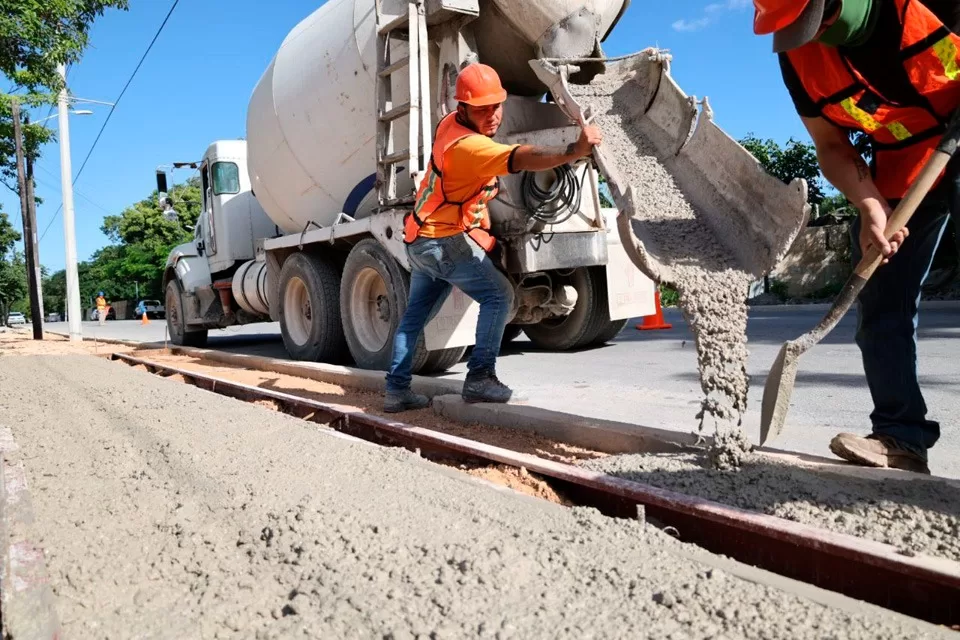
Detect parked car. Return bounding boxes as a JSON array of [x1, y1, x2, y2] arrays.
[[135, 299, 165, 319], [7, 312, 26, 325]]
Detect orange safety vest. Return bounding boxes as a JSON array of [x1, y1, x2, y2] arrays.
[[403, 113, 499, 252], [784, 0, 960, 200]]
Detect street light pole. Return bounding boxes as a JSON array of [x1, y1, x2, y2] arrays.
[[58, 64, 82, 341]]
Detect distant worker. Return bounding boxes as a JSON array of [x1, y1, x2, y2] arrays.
[[754, 0, 960, 473], [96, 292, 108, 326], [383, 63, 603, 412]]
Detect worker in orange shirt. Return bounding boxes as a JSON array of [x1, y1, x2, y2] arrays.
[[754, 0, 960, 473], [384, 63, 602, 412], [95, 292, 109, 326]]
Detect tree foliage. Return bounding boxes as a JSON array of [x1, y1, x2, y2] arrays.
[[740, 134, 826, 206], [0, 0, 128, 91], [0, 1, 128, 187], [0, 210, 24, 324], [42, 177, 202, 314]]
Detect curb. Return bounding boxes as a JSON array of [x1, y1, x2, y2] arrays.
[[89, 336, 960, 485], [163, 346, 464, 399], [0, 426, 60, 639], [432, 395, 702, 454]]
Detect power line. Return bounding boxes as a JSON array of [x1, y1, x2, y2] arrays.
[[34, 163, 113, 216], [39, 0, 180, 242]]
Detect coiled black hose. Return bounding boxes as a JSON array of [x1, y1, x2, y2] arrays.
[[519, 164, 583, 226]]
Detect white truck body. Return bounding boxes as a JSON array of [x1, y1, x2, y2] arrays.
[[162, 0, 656, 370]]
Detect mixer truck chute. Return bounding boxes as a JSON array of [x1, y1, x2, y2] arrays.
[[160, 0, 807, 373]]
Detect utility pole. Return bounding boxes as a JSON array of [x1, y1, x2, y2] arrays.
[[25, 123, 45, 324], [58, 64, 82, 341], [11, 100, 43, 340]]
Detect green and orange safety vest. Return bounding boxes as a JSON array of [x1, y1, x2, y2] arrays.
[[403, 113, 499, 252], [785, 0, 960, 199]]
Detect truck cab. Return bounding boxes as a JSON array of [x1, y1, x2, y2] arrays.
[[162, 141, 276, 346]]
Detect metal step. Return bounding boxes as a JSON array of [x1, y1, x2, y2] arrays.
[[379, 149, 411, 165], [378, 56, 410, 78], [379, 102, 411, 122], [378, 13, 409, 35], [381, 195, 416, 207]]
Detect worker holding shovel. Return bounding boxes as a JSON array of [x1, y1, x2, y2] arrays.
[[754, 0, 960, 473]]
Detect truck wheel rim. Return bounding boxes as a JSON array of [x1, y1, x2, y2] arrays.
[[284, 277, 312, 346], [351, 267, 390, 353]]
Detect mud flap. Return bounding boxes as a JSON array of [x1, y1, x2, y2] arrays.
[[423, 287, 480, 351], [603, 209, 656, 320], [530, 51, 811, 283]]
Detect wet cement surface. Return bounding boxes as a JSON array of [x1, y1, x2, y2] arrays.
[[584, 451, 960, 562], [571, 78, 754, 468], [0, 355, 947, 638]]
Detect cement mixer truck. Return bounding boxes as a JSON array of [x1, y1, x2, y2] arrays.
[[159, 0, 809, 374]]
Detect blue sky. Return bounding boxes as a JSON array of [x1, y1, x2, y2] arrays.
[[3, 0, 807, 272]]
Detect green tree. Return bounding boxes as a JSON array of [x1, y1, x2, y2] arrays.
[[98, 176, 201, 300], [740, 134, 826, 207], [0, 1, 128, 186], [42, 177, 202, 317], [0, 210, 23, 324], [0, 253, 26, 324]]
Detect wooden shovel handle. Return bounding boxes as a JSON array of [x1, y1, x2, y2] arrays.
[[855, 109, 960, 280]]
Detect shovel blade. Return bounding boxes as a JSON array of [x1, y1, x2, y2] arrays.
[[759, 341, 800, 446]]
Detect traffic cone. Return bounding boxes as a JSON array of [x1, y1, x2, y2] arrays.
[[636, 290, 673, 331], [141, 312, 150, 325]]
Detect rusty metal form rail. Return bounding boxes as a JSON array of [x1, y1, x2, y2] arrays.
[[111, 352, 960, 627]]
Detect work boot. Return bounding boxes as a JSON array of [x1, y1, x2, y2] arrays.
[[462, 372, 527, 404], [384, 389, 430, 414], [829, 433, 930, 474]]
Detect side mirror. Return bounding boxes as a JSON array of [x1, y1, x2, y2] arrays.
[[156, 170, 169, 196]]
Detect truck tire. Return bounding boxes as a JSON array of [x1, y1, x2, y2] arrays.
[[523, 267, 608, 351], [591, 319, 629, 345], [501, 324, 523, 346], [340, 240, 429, 372], [165, 279, 208, 348], [279, 252, 349, 363], [419, 346, 467, 374]]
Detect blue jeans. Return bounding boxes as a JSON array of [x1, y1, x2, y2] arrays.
[[851, 179, 956, 458], [385, 234, 514, 393]]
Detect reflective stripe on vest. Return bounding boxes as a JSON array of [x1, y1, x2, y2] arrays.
[[785, 0, 960, 199], [403, 113, 499, 251]]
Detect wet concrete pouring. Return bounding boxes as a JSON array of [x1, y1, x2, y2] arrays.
[[0, 350, 951, 638], [571, 77, 756, 469]]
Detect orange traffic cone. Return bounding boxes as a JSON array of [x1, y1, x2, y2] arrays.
[[141, 312, 150, 325], [636, 290, 673, 331]]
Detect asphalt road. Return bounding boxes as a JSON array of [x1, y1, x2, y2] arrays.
[[48, 302, 960, 478]]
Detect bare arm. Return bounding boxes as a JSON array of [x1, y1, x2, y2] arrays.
[[511, 125, 602, 172], [801, 115, 908, 261]]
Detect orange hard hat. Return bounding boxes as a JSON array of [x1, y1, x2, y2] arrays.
[[753, 0, 829, 52], [455, 63, 507, 107]]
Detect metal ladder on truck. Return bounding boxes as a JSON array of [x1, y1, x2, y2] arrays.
[[374, 0, 433, 207]]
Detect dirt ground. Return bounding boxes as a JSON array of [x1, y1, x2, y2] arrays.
[[0, 327, 136, 357]]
